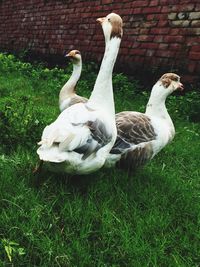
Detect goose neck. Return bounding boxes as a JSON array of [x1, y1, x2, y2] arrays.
[[88, 37, 121, 116], [59, 60, 82, 98]]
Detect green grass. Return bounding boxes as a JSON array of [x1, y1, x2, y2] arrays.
[[0, 53, 200, 266]]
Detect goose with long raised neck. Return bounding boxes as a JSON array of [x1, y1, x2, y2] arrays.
[[36, 13, 123, 174], [105, 73, 184, 170], [59, 50, 87, 112]]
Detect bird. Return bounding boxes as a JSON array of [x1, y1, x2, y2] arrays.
[[59, 50, 87, 112], [105, 73, 184, 171], [36, 13, 123, 175]]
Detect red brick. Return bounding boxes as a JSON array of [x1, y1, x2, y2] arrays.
[[164, 35, 185, 43], [150, 28, 170, 34], [154, 36, 164, 42], [146, 50, 156, 57], [189, 51, 200, 60], [156, 50, 176, 58], [132, 1, 148, 8], [129, 48, 146, 56], [157, 20, 169, 27], [172, 4, 195, 12], [186, 37, 200, 45], [140, 28, 150, 35], [132, 8, 142, 14], [169, 44, 183, 50], [191, 45, 200, 52], [188, 61, 197, 73], [159, 43, 169, 50], [170, 29, 182, 35], [161, 6, 170, 13], [121, 47, 129, 54], [146, 14, 156, 20], [149, 0, 159, 6], [141, 7, 161, 14], [137, 35, 154, 42], [142, 21, 157, 28], [141, 43, 159, 49]]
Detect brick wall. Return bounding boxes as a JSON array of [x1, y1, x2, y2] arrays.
[[0, 0, 200, 84]]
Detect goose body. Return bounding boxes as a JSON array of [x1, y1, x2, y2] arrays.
[[59, 50, 87, 112], [105, 73, 184, 170], [37, 13, 123, 174]]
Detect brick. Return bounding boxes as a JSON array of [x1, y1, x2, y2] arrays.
[[189, 12, 200, 20], [172, 4, 195, 12], [159, 43, 169, 50], [164, 35, 185, 43], [191, 45, 200, 52], [189, 51, 200, 60], [188, 61, 197, 73], [170, 20, 190, 27], [146, 14, 156, 21], [157, 20, 169, 27], [121, 47, 129, 54], [156, 50, 176, 58], [161, 6, 170, 13], [140, 28, 150, 35], [150, 28, 170, 34], [149, 0, 159, 6], [137, 35, 154, 42], [132, 1, 148, 8], [141, 7, 161, 14], [141, 43, 159, 49], [170, 28, 181, 35], [129, 48, 146, 56], [146, 49, 156, 57], [122, 9, 134, 15], [168, 13, 177, 20], [142, 21, 157, 28], [132, 8, 142, 14], [169, 44, 182, 50], [190, 28, 200, 35], [191, 20, 200, 27], [153, 36, 164, 42]]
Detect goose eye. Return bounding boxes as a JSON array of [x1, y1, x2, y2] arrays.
[[108, 18, 111, 22]]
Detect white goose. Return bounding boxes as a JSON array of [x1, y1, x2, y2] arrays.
[[105, 73, 184, 170], [37, 13, 123, 174], [59, 50, 87, 112]]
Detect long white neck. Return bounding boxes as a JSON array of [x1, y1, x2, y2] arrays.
[[59, 60, 82, 102], [145, 83, 175, 135], [88, 37, 121, 119]]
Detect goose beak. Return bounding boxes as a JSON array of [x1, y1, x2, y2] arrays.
[[65, 52, 71, 58], [96, 17, 106, 24], [178, 82, 184, 91]]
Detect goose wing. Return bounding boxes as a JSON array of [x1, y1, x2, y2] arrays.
[[110, 111, 157, 169], [37, 103, 112, 162], [69, 95, 88, 107]]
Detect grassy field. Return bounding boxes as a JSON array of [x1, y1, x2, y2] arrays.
[[0, 53, 200, 266]]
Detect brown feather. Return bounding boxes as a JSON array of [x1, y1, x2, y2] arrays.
[[117, 142, 153, 170], [160, 73, 180, 88], [116, 112, 156, 145], [68, 95, 87, 107], [110, 15, 123, 39]]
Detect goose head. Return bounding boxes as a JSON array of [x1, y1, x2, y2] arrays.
[[96, 13, 123, 42], [159, 73, 184, 92], [65, 50, 81, 64], [151, 73, 184, 100]]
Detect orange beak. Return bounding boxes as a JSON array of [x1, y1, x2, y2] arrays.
[[96, 17, 106, 24], [65, 52, 74, 58]]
